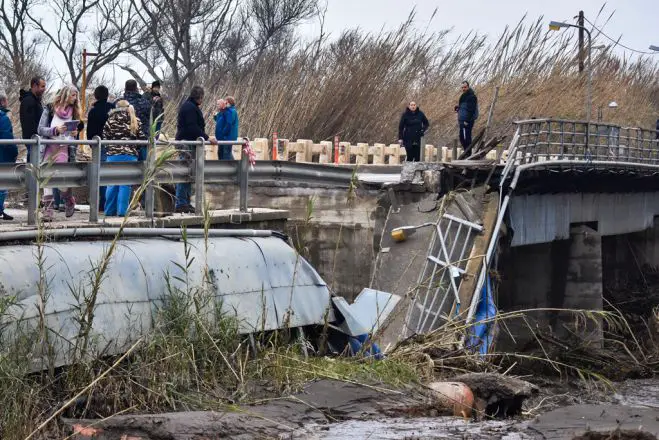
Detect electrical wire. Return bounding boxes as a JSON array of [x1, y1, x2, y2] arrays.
[[583, 17, 658, 55]]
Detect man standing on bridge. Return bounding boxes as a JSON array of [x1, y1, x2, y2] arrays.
[[0, 92, 18, 220], [455, 81, 479, 154], [19, 76, 46, 163], [174, 86, 217, 213]]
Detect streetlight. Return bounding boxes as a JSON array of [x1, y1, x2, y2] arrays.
[[549, 20, 592, 147]]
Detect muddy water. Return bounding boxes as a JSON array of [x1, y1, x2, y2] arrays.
[[292, 379, 659, 440]]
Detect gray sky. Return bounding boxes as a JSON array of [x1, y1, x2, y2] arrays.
[[301, 0, 658, 53], [49, 0, 659, 89]]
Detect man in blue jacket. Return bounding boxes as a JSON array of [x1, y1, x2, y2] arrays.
[[0, 92, 18, 220], [455, 81, 479, 152], [174, 86, 217, 213], [214, 98, 232, 160]]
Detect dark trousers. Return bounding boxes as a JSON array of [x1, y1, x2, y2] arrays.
[[218, 145, 233, 160], [174, 151, 192, 209], [459, 120, 474, 150], [404, 140, 421, 162]]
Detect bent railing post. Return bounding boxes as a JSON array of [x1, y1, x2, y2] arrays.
[[88, 137, 101, 223], [239, 140, 249, 212], [144, 138, 155, 220], [194, 137, 206, 216], [26, 136, 41, 226]]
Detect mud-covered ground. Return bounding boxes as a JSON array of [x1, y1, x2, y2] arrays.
[[65, 377, 659, 440]]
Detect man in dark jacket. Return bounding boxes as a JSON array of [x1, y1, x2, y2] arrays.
[[0, 92, 18, 220], [19, 76, 46, 163], [398, 101, 429, 162], [455, 81, 479, 152], [123, 79, 151, 160], [143, 80, 164, 134], [174, 86, 217, 213], [87, 85, 115, 212]]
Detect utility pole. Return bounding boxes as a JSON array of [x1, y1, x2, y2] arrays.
[[578, 11, 585, 73]]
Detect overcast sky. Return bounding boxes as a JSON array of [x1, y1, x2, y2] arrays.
[[301, 0, 657, 52], [53, 0, 659, 89]]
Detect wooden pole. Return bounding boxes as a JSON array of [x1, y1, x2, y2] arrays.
[[578, 11, 585, 73]]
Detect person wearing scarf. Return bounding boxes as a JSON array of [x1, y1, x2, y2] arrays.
[[37, 86, 84, 220]]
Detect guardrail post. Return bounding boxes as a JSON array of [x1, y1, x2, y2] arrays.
[[144, 137, 155, 220], [194, 137, 206, 215], [88, 136, 101, 223], [239, 141, 249, 212], [26, 136, 41, 226]]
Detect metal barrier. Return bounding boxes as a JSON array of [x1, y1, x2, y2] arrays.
[[0, 136, 356, 225], [513, 118, 659, 166]]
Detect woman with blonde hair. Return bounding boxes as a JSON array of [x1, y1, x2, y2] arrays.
[[102, 99, 146, 216], [38, 85, 84, 220]]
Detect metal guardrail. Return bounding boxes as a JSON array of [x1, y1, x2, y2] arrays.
[[0, 136, 356, 225], [513, 118, 659, 166]]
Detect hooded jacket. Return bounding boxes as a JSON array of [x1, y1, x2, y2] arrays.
[[457, 88, 479, 122], [19, 89, 43, 139], [398, 107, 429, 145], [0, 107, 18, 163], [102, 107, 146, 156], [87, 99, 115, 139], [218, 105, 239, 141]]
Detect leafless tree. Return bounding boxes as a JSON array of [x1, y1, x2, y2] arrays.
[[247, 0, 319, 57], [0, 0, 45, 89], [126, 0, 238, 97], [27, 0, 142, 86]]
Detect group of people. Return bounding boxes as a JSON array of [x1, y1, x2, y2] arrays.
[[398, 81, 479, 161], [0, 77, 241, 221]]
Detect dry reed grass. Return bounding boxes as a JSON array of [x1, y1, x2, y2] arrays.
[[152, 15, 658, 147]]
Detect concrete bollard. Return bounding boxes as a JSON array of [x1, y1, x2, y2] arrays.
[[356, 143, 369, 165], [370, 143, 386, 165], [386, 144, 400, 165], [319, 141, 333, 164], [339, 142, 351, 164], [296, 139, 313, 163], [253, 138, 269, 160], [427, 382, 474, 418]]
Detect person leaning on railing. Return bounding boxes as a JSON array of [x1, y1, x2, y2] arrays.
[[0, 92, 17, 221], [102, 100, 146, 217], [37, 85, 85, 221]]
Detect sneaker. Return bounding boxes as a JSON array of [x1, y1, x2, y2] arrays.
[[175, 205, 195, 214], [1, 212, 13, 221], [65, 194, 76, 218]]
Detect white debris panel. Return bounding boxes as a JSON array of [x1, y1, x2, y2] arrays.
[[0, 236, 334, 369]]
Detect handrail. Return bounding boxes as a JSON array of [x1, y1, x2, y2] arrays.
[[0, 136, 356, 225]]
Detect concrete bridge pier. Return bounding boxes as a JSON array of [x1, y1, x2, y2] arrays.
[[557, 225, 603, 345], [500, 224, 605, 348]]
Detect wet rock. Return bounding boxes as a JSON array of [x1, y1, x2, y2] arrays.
[[452, 372, 539, 418]]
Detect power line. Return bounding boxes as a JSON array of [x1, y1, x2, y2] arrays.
[[583, 17, 658, 55]]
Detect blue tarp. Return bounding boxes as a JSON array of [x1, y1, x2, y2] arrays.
[[467, 275, 497, 354]]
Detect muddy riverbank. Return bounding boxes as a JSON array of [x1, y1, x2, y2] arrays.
[[65, 377, 659, 439]]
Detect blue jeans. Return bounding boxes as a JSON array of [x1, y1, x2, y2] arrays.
[[105, 155, 138, 216], [175, 152, 191, 209], [0, 189, 6, 213]]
